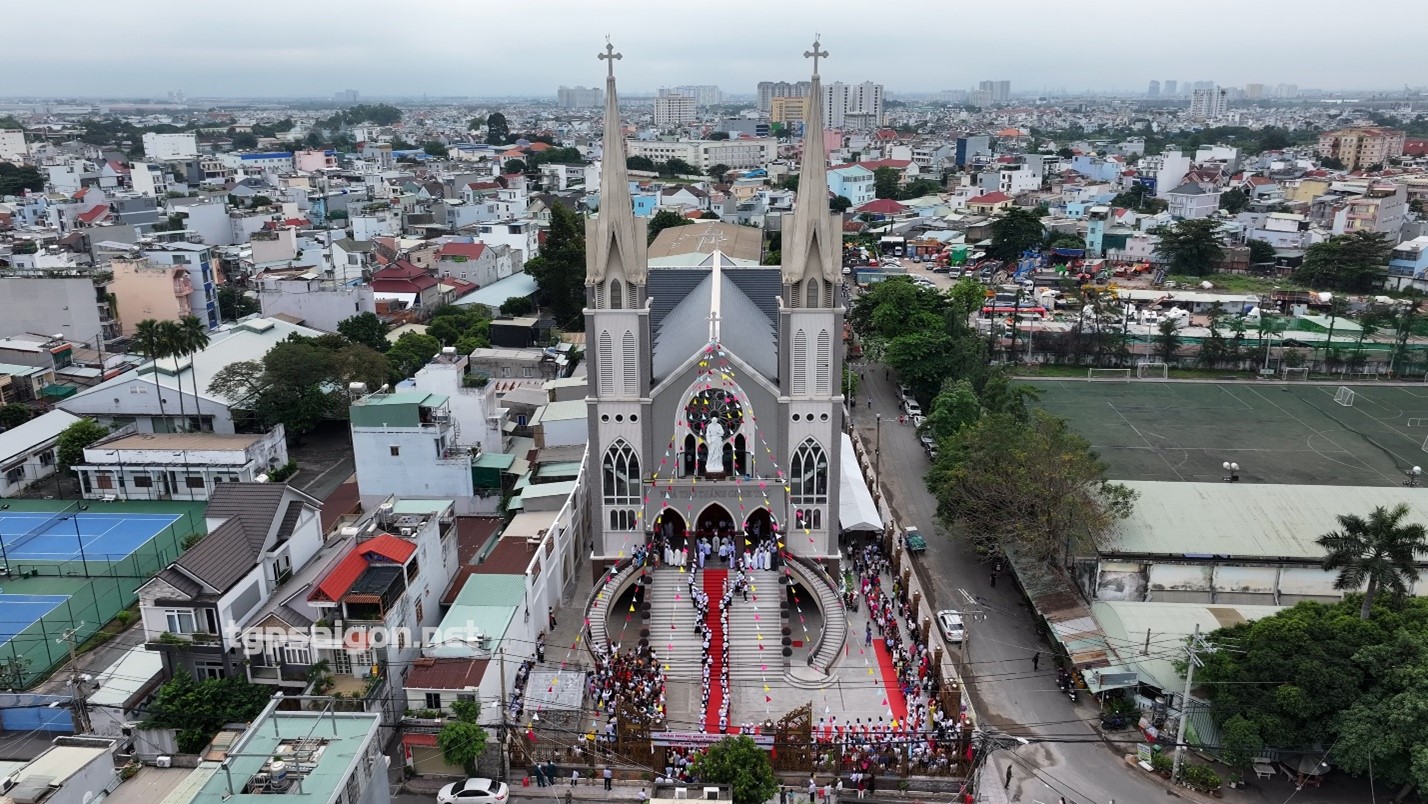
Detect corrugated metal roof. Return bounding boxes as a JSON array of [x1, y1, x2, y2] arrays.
[[1107, 481, 1428, 560], [0, 410, 81, 462], [308, 534, 417, 602], [1093, 601, 1285, 692]]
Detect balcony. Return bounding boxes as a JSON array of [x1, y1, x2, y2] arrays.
[[173, 276, 194, 296]]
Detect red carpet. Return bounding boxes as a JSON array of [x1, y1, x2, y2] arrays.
[[872, 637, 909, 723], [702, 569, 728, 733]]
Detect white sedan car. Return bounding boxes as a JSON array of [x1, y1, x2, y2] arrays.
[[937, 610, 966, 644], [437, 778, 508, 804]]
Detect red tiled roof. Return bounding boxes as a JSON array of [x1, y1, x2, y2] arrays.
[[1248, 176, 1275, 186], [439, 242, 487, 261], [77, 206, 110, 224], [373, 260, 429, 280], [406, 657, 489, 691], [997, 128, 1024, 137], [467, 181, 501, 191], [854, 198, 908, 214], [526, 142, 552, 152], [874, 128, 899, 141], [372, 275, 439, 293], [968, 191, 1012, 205], [309, 534, 417, 602]]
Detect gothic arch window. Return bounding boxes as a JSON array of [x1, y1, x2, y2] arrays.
[[609, 509, 638, 530], [734, 434, 748, 476], [804, 277, 821, 309], [622, 330, 638, 395], [790, 438, 828, 504], [597, 331, 614, 395], [602, 440, 640, 505], [609, 278, 623, 310]]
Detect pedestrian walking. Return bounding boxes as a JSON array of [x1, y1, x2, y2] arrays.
[[570, 769, 580, 787], [1032, 651, 1040, 671], [549, 606, 557, 629], [989, 567, 997, 587], [603, 767, 613, 791], [865, 622, 872, 646], [808, 776, 818, 804], [638, 789, 649, 803], [1004, 765, 1013, 789]]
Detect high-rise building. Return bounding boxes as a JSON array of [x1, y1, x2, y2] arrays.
[[1192, 80, 1214, 91], [672, 85, 723, 106], [1163, 80, 1178, 96], [823, 81, 884, 130], [558, 85, 604, 108], [770, 96, 808, 126], [1317, 127, 1406, 170], [1147, 80, 1161, 98], [969, 89, 993, 108], [978, 80, 1011, 103], [932, 89, 969, 104], [756, 80, 812, 112], [1244, 83, 1265, 100], [654, 93, 699, 127], [333, 89, 358, 104], [1189, 86, 1227, 120], [1275, 83, 1299, 99]]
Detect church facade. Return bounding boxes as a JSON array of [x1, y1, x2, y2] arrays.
[[583, 43, 846, 570]]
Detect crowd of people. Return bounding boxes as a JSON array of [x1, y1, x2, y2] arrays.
[[507, 658, 535, 724], [588, 640, 667, 726], [689, 567, 733, 732], [656, 746, 709, 783]]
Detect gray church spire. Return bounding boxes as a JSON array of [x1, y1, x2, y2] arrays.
[[586, 38, 648, 288], [781, 36, 839, 290]]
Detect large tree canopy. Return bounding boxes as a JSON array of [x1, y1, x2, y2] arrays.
[[524, 202, 586, 330], [1153, 218, 1225, 276], [987, 207, 1046, 261]]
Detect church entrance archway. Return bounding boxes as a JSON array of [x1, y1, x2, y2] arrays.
[[693, 503, 735, 541], [744, 508, 776, 541], [653, 509, 688, 552]]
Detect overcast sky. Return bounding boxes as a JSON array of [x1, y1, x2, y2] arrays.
[[6, 0, 1424, 98]]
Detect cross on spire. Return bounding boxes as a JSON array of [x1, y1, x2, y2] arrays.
[[599, 38, 622, 79], [804, 35, 828, 76]]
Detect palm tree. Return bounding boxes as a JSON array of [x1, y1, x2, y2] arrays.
[[1321, 296, 1350, 374], [1317, 503, 1428, 620], [176, 316, 211, 432], [157, 320, 188, 431], [133, 319, 169, 428]]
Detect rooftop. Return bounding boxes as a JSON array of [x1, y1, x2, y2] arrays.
[[647, 221, 763, 263], [1093, 601, 1284, 692], [98, 432, 266, 451], [189, 706, 380, 804]]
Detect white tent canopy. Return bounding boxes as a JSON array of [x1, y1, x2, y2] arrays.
[[839, 433, 883, 533]]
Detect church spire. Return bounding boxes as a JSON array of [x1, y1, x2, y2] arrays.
[[587, 38, 647, 289], [781, 36, 838, 290]]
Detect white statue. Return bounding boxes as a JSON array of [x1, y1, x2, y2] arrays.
[[704, 419, 726, 474]]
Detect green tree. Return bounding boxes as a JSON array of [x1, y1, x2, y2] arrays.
[[56, 418, 110, 470], [175, 315, 211, 431], [132, 318, 171, 412], [922, 379, 981, 442], [337, 312, 390, 353], [925, 410, 1136, 565], [499, 296, 535, 316], [422, 141, 449, 157], [988, 207, 1046, 261], [144, 674, 273, 754], [689, 735, 778, 804], [779, 174, 799, 192], [217, 286, 259, 321], [1295, 231, 1391, 292], [1217, 714, 1265, 774], [502, 158, 526, 174], [209, 340, 341, 442], [659, 158, 699, 177], [0, 163, 44, 195], [437, 699, 488, 775], [1154, 317, 1181, 364], [1334, 630, 1428, 798], [707, 163, 730, 181], [157, 320, 192, 428], [1219, 187, 1249, 213], [1057, 146, 1075, 159], [873, 167, 901, 199], [385, 332, 442, 380], [1318, 503, 1428, 620], [626, 155, 656, 172], [1319, 295, 1351, 369], [0, 404, 32, 430], [1152, 219, 1224, 276], [524, 203, 587, 329], [707, 131, 730, 141], [647, 208, 694, 244], [1246, 238, 1277, 265], [483, 112, 510, 146], [830, 195, 852, 213], [229, 132, 258, 149]]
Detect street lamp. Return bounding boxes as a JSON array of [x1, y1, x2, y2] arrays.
[[1406, 466, 1422, 487], [1221, 461, 1240, 482], [875, 414, 883, 485]]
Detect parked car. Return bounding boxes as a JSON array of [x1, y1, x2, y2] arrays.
[[898, 384, 915, 401], [936, 610, 966, 644], [911, 413, 926, 428], [919, 434, 936, 454], [903, 400, 923, 417], [438, 779, 509, 804], [904, 526, 927, 553]]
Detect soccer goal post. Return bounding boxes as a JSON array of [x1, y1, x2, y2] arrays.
[[1282, 366, 1310, 381], [1334, 386, 1356, 407], [1088, 368, 1133, 381], [1135, 362, 1169, 380]]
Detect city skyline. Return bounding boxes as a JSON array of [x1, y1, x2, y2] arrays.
[[5, 0, 1426, 98]]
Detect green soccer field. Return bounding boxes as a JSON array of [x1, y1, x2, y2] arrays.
[[1025, 379, 1428, 486]]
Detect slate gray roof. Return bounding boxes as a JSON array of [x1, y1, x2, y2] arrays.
[[174, 517, 257, 592], [156, 567, 204, 599], [275, 604, 314, 629], [275, 500, 304, 543], [176, 483, 320, 592], [1167, 181, 1210, 196], [204, 483, 314, 552], [649, 264, 778, 383]]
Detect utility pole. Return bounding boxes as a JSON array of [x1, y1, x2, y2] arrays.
[[59, 625, 91, 734], [496, 647, 508, 783], [1172, 624, 1205, 783]]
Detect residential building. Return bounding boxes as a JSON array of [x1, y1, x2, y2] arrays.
[[0, 128, 26, 161], [955, 135, 991, 167], [349, 389, 482, 512], [0, 276, 119, 350], [434, 241, 514, 288], [60, 317, 327, 434], [258, 277, 376, 333], [294, 149, 338, 172], [1389, 235, 1428, 279], [673, 85, 723, 106], [654, 94, 698, 127], [1164, 79, 1178, 96], [473, 220, 539, 266], [73, 428, 289, 502], [1188, 86, 1227, 120], [823, 81, 884, 129], [2, 740, 118, 804], [770, 96, 808, 126], [88, 645, 164, 738], [966, 191, 1015, 214], [557, 85, 603, 108], [1336, 182, 1407, 238], [1317, 127, 1406, 170], [1150, 149, 1193, 198], [718, 118, 771, 138], [978, 80, 1011, 102], [625, 138, 778, 172], [756, 80, 811, 113], [1244, 82, 1265, 99], [137, 482, 324, 681], [370, 260, 442, 311], [1146, 80, 1161, 98], [407, 349, 504, 454], [185, 699, 390, 804], [828, 164, 875, 207], [1165, 180, 1222, 219], [220, 151, 295, 174], [141, 132, 198, 160], [108, 251, 216, 335], [0, 410, 80, 498]]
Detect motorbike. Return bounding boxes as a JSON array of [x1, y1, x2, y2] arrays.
[[1100, 713, 1129, 730]]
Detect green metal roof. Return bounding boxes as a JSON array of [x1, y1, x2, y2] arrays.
[[391, 498, 454, 515], [454, 574, 526, 606], [191, 711, 379, 804], [473, 452, 516, 470], [535, 461, 582, 479]]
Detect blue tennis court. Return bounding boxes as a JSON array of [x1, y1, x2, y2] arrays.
[[0, 594, 69, 645], [0, 512, 181, 563]]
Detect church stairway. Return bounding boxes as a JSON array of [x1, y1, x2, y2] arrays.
[[726, 569, 783, 680], [645, 568, 705, 680], [702, 568, 729, 733]]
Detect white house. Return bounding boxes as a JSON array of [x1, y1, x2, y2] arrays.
[[1165, 181, 1221, 220], [0, 410, 80, 498], [72, 427, 289, 502]]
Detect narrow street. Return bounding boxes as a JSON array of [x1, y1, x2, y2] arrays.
[[849, 363, 1165, 804]]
